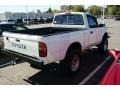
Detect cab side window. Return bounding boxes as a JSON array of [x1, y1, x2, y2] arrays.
[[87, 15, 98, 28]]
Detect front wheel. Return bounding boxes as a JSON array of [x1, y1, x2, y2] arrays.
[[98, 37, 108, 54]]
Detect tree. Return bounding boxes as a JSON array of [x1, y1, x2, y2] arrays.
[[107, 5, 120, 16], [52, 10, 60, 14], [61, 5, 69, 12], [60, 5, 84, 12], [47, 8, 53, 14], [89, 5, 102, 16], [37, 9, 41, 13], [71, 5, 84, 12]]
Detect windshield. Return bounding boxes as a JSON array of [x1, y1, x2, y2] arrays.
[[54, 14, 84, 25]]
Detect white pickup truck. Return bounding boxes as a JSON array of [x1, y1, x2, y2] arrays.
[[2, 12, 108, 75]]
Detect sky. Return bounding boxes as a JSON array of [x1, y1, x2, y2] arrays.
[[0, 5, 90, 13], [0, 0, 119, 13], [0, 5, 61, 13]]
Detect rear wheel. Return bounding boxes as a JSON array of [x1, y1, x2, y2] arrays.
[[98, 37, 108, 54], [58, 48, 81, 76]]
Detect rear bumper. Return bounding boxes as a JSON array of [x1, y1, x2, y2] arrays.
[[1, 49, 43, 67]]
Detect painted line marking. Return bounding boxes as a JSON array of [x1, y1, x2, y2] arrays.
[[79, 55, 111, 85]]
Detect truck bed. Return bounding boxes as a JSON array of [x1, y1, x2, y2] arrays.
[[9, 27, 83, 37]]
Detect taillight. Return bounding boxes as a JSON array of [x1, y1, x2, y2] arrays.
[[39, 42, 47, 57]]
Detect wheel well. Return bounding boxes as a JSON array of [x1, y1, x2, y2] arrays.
[[103, 32, 108, 39], [65, 42, 82, 59], [101, 32, 108, 43]]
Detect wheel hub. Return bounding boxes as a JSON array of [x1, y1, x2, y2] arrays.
[[71, 55, 80, 72]]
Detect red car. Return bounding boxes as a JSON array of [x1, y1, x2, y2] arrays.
[[99, 49, 120, 85]]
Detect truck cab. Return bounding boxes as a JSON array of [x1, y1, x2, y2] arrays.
[[52, 12, 107, 50]]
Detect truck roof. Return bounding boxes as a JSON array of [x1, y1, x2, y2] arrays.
[[54, 12, 90, 16]]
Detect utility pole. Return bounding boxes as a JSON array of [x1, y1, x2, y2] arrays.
[[26, 5, 29, 25], [102, 5, 106, 24], [103, 6, 105, 24]]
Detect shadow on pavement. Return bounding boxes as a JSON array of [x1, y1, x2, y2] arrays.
[[24, 48, 113, 85], [0, 53, 13, 68], [0, 53, 25, 68]]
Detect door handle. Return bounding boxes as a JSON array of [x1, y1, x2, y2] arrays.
[[90, 31, 93, 34]]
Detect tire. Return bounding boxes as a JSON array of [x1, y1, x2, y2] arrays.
[[58, 48, 81, 76], [0, 47, 1, 54], [98, 37, 108, 54]]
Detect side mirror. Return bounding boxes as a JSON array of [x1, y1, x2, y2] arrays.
[[98, 24, 105, 27]]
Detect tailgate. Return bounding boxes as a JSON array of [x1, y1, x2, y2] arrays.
[[3, 32, 40, 58]]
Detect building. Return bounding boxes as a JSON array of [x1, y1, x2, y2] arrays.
[[0, 12, 53, 21]]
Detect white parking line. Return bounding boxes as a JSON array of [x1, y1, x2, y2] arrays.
[[79, 55, 111, 85]]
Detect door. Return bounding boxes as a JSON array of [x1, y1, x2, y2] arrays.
[[86, 15, 99, 47]]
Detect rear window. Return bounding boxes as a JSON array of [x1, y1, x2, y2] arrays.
[[54, 14, 84, 25]]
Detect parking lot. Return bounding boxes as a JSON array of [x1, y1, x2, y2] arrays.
[[0, 19, 119, 85]]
